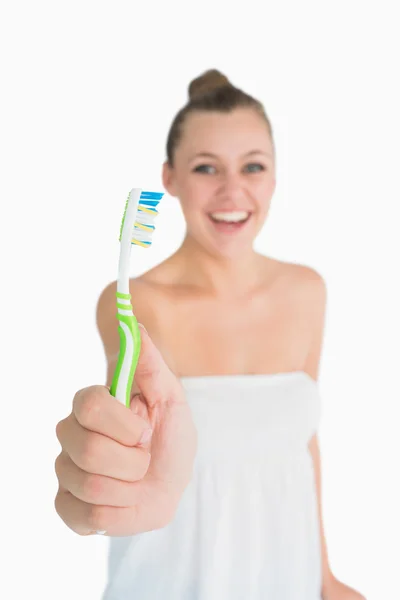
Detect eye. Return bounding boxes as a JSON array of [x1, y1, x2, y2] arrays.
[[244, 163, 266, 173], [193, 164, 217, 174]]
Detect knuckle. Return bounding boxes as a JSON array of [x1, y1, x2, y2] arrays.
[[74, 388, 102, 427], [54, 490, 62, 517], [79, 438, 99, 472], [54, 489, 71, 525], [81, 473, 104, 502], [55, 419, 66, 444], [87, 504, 110, 533], [54, 453, 63, 480]]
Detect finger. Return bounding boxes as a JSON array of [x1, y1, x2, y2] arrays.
[[55, 451, 150, 507], [56, 415, 151, 481], [55, 486, 97, 536], [70, 385, 152, 445], [54, 486, 169, 537], [133, 323, 182, 406]]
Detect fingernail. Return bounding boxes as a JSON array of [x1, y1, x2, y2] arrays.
[[95, 530, 107, 535], [138, 322, 147, 333], [139, 428, 153, 445]]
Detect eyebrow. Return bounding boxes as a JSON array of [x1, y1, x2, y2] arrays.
[[188, 150, 272, 162]]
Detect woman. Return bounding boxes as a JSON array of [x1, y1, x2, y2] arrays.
[[55, 69, 366, 599]]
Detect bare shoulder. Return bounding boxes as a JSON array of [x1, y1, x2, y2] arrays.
[[272, 258, 327, 312], [296, 263, 326, 307], [274, 257, 323, 281]]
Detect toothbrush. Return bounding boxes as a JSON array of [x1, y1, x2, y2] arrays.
[[109, 188, 164, 407]]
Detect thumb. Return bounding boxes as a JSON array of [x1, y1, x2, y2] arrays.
[[132, 323, 182, 406]]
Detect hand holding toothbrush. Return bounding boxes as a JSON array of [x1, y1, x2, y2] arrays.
[[54, 322, 197, 537]]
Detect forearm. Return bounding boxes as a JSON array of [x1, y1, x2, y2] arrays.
[[308, 433, 335, 594]]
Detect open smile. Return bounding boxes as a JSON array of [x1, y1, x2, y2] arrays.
[[207, 211, 252, 234]]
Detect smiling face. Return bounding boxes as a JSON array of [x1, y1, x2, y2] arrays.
[[163, 108, 276, 259]]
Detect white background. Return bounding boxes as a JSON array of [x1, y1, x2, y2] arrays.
[[1, 1, 399, 599]]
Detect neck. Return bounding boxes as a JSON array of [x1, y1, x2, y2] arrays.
[[171, 234, 268, 298]]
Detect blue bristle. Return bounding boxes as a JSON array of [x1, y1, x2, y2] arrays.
[[140, 191, 164, 200], [139, 200, 160, 207], [129, 190, 164, 247]]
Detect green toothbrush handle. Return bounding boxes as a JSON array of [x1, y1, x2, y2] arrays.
[[109, 292, 141, 407]]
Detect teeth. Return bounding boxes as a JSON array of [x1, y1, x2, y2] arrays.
[[210, 211, 250, 223]]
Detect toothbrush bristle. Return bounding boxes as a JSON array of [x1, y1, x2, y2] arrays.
[[132, 191, 163, 247], [119, 190, 164, 246]]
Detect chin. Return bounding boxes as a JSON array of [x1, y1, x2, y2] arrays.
[[208, 239, 255, 261]]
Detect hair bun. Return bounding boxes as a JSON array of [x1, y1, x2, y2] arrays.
[[188, 69, 232, 101]]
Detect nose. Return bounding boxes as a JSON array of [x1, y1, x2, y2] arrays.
[[217, 172, 244, 200]]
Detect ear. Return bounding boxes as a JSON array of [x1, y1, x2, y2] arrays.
[[162, 161, 178, 198]]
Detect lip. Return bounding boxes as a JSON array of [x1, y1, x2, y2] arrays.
[[207, 209, 252, 214]]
